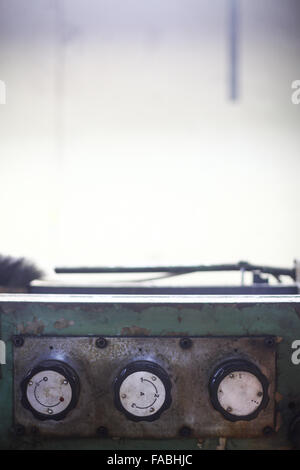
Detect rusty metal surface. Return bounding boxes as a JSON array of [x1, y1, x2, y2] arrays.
[[14, 336, 276, 439]]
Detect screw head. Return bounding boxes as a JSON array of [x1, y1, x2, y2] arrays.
[[264, 337, 275, 348], [14, 424, 25, 436], [179, 426, 192, 437], [179, 337, 192, 350], [263, 426, 273, 436], [95, 337, 107, 349], [12, 335, 24, 347]]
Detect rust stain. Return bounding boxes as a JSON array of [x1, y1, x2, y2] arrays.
[[275, 392, 283, 403], [0, 287, 27, 293], [54, 318, 75, 329], [17, 317, 45, 335], [276, 336, 283, 343], [120, 325, 151, 336], [216, 437, 227, 450], [197, 438, 205, 449]]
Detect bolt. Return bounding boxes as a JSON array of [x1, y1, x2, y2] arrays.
[[63, 379, 68, 385], [14, 424, 25, 436], [28, 381, 33, 386], [263, 426, 273, 436], [43, 377, 48, 382], [179, 426, 192, 438], [121, 394, 126, 399], [95, 337, 107, 349], [47, 408, 53, 414], [152, 376, 157, 381], [264, 336, 275, 348], [257, 391, 263, 397], [12, 335, 24, 348], [179, 337, 192, 350], [227, 407, 232, 413], [229, 374, 235, 379], [149, 407, 155, 413]]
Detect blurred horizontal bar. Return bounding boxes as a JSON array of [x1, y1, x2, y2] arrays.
[[55, 261, 295, 280], [30, 284, 298, 295]]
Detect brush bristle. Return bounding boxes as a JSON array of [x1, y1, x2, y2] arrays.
[[0, 255, 44, 287]]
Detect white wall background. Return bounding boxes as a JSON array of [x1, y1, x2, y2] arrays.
[[0, 0, 299, 279]]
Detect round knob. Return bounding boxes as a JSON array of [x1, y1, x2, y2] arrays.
[[114, 361, 172, 421], [21, 360, 80, 420], [209, 359, 269, 421]]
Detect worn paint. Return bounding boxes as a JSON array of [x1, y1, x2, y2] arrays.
[[53, 318, 75, 329], [17, 317, 45, 335], [1, 294, 300, 449], [120, 325, 151, 336]]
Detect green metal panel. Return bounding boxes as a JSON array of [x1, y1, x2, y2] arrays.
[[1, 294, 300, 450]]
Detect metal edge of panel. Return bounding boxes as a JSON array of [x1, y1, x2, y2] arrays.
[[1, 293, 300, 304]]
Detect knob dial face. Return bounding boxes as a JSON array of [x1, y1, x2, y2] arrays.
[[26, 370, 73, 416], [21, 360, 80, 420], [119, 370, 166, 418], [115, 361, 172, 421], [209, 359, 269, 421], [217, 371, 263, 416]]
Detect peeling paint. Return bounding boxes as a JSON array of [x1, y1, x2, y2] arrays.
[[17, 317, 45, 335], [216, 437, 227, 450], [53, 318, 75, 329], [120, 325, 151, 336], [197, 438, 204, 449]]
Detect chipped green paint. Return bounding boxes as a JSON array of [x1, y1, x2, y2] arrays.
[[1, 295, 300, 450]]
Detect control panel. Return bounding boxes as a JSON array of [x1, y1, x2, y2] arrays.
[[13, 336, 275, 439]]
